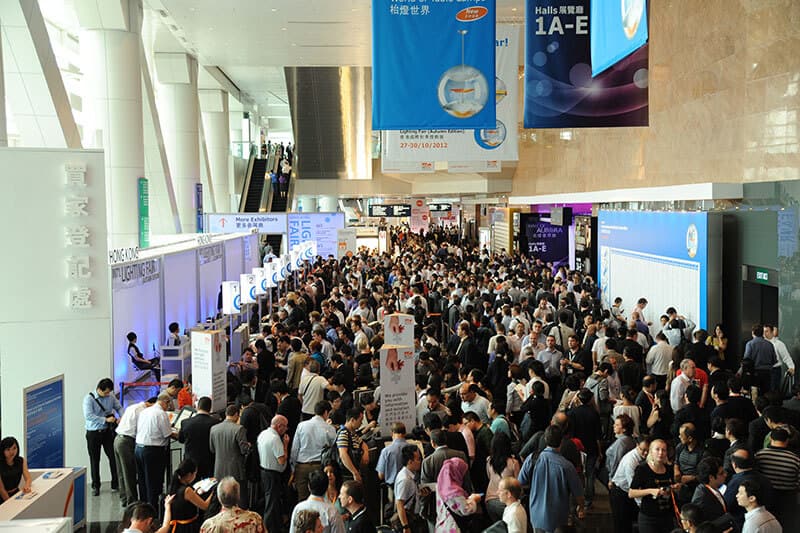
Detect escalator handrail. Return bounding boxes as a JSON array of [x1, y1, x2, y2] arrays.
[[237, 144, 258, 212]]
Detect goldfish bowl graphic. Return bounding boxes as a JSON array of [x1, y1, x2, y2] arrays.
[[621, 0, 645, 39], [686, 224, 698, 258], [438, 65, 489, 118], [495, 77, 508, 104], [474, 120, 507, 149]]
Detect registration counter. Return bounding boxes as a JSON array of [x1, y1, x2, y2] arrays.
[[0, 468, 86, 530]]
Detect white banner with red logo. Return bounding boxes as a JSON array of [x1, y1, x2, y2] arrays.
[[409, 199, 430, 233]]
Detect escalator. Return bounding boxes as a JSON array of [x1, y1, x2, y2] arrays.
[[241, 158, 267, 212]]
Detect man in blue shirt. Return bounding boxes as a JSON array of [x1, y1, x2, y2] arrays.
[[518, 425, 586, 533], [83, 378, 122, 496], [376, 422, 408, 487]]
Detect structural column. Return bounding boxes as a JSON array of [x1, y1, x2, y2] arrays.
[[200, 89, 231, 213], [156, 53, 200, 233], [318, 196, 338, 212], [0, 22, 6, 147], [78, 0, 143, 248]]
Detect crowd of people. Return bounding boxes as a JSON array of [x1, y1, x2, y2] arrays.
[[66, 226, 799, 533]]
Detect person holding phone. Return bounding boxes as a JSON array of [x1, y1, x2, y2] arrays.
[[628, 439, 682, 533]]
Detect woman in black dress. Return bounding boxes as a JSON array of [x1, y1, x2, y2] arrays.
[[0, 437, 31, 503], [167, 459, 212, 533], [628, 439, 682, 533]]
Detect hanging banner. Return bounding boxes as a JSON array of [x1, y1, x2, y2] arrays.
[[195, 183, 204, 232], [206, 213, 287, 234], [382, 24, 519, 162], [448, 160, 501, 173], [384, 313, 415, 346], [137, 178, 150, 249], [378, 345, 417, 434], [240, 273, 257, 304], [380, 159, 435, 174], [524, 0, 649, 128], [372, 0, 497, 130], [111, 259, 160, 290], [591, 0, 648, 76], [191, 330, 227, 412], [432, 205, 461, 227], [221, 281, 241, 315], [409, 199, 430, 234]]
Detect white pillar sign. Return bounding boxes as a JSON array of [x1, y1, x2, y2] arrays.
[[252, 267, 267, 295], [266, 262, 279, 287], [221, 280, 241, 315], [191, 330, 227, 412], [378, 345, 416, 435], [337, 228, 357, 259], [240, 274, 256, 304], [383, 313, 415, 347]]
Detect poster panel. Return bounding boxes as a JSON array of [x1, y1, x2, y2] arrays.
[[24, 375, 65, 468], [378, 345, 417, 434]]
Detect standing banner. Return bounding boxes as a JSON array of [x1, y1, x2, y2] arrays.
[[337, 228, 358, 259], [240, 273, 257, 305], [24, 375, 65, 468], [409, 200, 430, 234], [378, 345, 416, 434], [382, 24, 520, 162], [191, 330, 227, 412], [221, 281, 241, 315], [524, 0, 648, 128], [372, 0, 496, 130]]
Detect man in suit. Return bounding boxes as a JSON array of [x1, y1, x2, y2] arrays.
[[209, 404, 251, 507], [177, 396, 218, 479], [273, 379, 302, 436], [240, 369, 269, 405], [723, 418, 749, 479], [420, 429, 472, 488], [455, 321, 483, 372], [691, 457, 728, 524]]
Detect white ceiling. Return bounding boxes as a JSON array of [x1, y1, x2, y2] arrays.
[[154, 0, 526, 133]]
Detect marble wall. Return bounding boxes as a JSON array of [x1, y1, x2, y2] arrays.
[[512, 0, 800, 196]]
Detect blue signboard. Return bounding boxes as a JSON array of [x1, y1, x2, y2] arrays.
[[597, 210, 708, 328], [195, 183, 204, 232], [590, 0, 648, 76], [24, 376, 65, 468], [372, 0, 496, 130], [287, 213, 345, 259], [524, 0, 648, 128]]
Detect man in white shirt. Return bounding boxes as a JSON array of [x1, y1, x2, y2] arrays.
[[646, 332, 673, 389], [765, 324, 795, 391], [670, 359, 696, 412], [299, 359, 329, 420], [394, 445, 425, 533], [460, 383, 491, 424], [291, 401, 338, 501], [114, 397, 155, 507], [736, 479, 783, 533], [499, 477, 527, 533], [257, 415, 290, 533], [134, 393, 175, 507], [289, 470, 345, 533]]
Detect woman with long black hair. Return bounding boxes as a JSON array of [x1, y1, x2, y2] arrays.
[[166, 459, 213, 533], [484, 432, 521, 522]]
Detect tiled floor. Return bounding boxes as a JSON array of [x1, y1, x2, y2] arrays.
[[85, 481, 615, 532]]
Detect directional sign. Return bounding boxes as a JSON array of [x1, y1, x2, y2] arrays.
[[240, 274, 257, 304], [221, 281, 241, 315], [369, 204, 412, 217], [252, 268, 267, 295], [428, 203, 452, 212]]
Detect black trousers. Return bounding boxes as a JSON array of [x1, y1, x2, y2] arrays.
[[135, 444, 167, 508], [86, 429, 118, 490], [261, 469, 283, 533], [609, 485, 638, 533]]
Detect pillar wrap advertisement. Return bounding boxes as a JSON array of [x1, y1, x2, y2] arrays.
[[524, 0, 649, 128], [372, 0, 496, 130], [382, 24, 519, 162]]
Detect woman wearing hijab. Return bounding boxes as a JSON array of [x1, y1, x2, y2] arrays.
[[436, 457, 482, 532]]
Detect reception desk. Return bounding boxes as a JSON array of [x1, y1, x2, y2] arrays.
[[0, 468, 86, 530]]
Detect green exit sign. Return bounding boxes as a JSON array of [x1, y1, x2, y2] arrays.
[[755, 269, 769, 283]]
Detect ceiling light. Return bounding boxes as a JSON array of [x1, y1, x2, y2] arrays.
[[291, 43, 297, 46], [512, 7, 517, 11], [271, 8, 277, 12], [281, 27, 287, 31]]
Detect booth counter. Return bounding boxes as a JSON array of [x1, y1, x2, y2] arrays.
[[0, 468, 86, 530]]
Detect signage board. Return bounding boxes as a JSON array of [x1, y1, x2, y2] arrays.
[[191, 330, 227, 412], [23, 375, 65, 468], [287, 213, 345, 259], [428, 203, 452, 212], [368, 204, 412, 217], [137, 178, 150, 248], [206, 213, 288, 234], [221, 281, 241, 315]]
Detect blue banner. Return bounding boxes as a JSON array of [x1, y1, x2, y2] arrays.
[[372, 0, 496, 130], [524, 0, 648, 128], [590, 0, 648, 76], [287, 213, 345, 259], [519, 214, 570, 265], [24, 376, 65, 468]]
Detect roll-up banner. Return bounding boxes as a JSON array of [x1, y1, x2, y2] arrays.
[[372, 0, 496, 130], [382, 24, 519, 163], [524, 0, 649, 128]]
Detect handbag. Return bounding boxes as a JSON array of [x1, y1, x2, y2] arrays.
[[780, 372, 795, 399]]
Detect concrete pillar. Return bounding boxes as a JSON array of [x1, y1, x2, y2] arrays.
[[200, 89, 230, 214], [0, 22, 7, 147], [296, 195, 318, 213], [155, 53, 200, 232], [78, 0, 143, 248]]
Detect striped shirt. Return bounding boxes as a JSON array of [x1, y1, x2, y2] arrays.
[[755, 446, 800, 491]]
